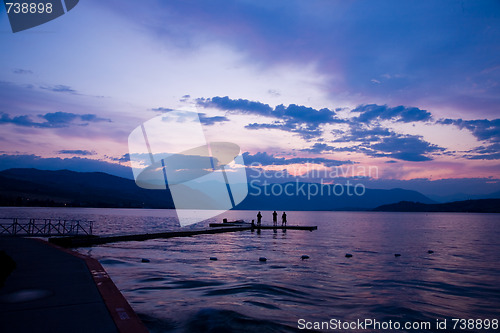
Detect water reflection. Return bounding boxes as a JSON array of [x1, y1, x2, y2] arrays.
[[2, 208, 499, 332]]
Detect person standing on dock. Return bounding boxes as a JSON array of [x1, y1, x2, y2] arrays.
[[272, 211, 278, 226], [257, 211, 262, 227], [282, 212, 287, 226]]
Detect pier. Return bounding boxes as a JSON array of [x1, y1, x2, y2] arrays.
[[0, 218, 93, 237], [49, 224, 317, 248], [0, 237, 147, 332]]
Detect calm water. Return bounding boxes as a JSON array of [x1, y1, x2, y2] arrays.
[[1, 207, 500, 332]]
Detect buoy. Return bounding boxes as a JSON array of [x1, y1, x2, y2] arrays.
[[345, 253, 353, 258], [394, 253, 401, 257], [141, 258, 150, 263], [209, 257, 218, 261], [259, 257, 267, 262], [301, 255, 310, 260], [427, 250, 434, 254]]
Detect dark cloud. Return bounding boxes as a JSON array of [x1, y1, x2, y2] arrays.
[[0, 112, 111, 128], [275, 104, 339, 125], [300, 110, 444, 161], [198, 96, 340, 124], [151, 107, 174, 112], [463, 143, 500, 160], [107, 153, 130, 162], [199, 96, 342, 139], [302, 133, 444, 162], [334, 125, 392, 143], [352, 104, 432, 123], [367, 134, 444, 162], [13, 69, 33, 74], [104, 153, 130, 163], [243, 152, 349, 167], [198, 113, 229, 126], [245, 122, 322, 140], [300, 143, 359, 154], [133, 1, 500, 117], [0, 154, 133, 179], [80, 114, 108, 122], [197, 96, 273, 115], [438, 118, 500, 159], [438, 118, 500, 142], [57, 150, 96, 156], [40, 112, 79, 124], [40, 85, 78, 94]]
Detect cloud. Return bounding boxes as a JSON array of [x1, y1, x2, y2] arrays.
[[300, 143, 358, 154], [245, 121, 322, 140], [180, 94, 191, 102], [463, 143, 500, 160], [199, 96, 340, 124], [107, 153, 130, 162], [438, 118, 500, 142], [199, 96, 343, 139], [57, 150, 96, 156], [40, 85, 79, 94], [333, 125, 392, 143], [197, 96, 273, 115], [367, 134, 444, 162], [302, 133, 444, 162], [150, 107, 229, 125], [438, 118, 500, 159], [198, 113, 229, 125], [151, 107, 174, 112], [351, 104, 432, 123], [243, 151, 349, 167], [132, 1, 500, 117], [275, 104, 340, 125], [13, 69, 33, 74], [0, 154, 133, 179], [0, 112, 111, 128]]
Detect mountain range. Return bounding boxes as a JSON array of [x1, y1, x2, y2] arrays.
[[0, 168, 498, 212], [373, 199, 500, 213], [0, 168, 174, 208]]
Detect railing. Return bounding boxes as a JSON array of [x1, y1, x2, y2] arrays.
[[0, 218, 93, 236]]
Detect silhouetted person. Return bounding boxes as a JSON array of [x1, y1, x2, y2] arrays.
[[257, 211, 262, 227], [272, 211, 278, 226], [282, 212, 287, 226]]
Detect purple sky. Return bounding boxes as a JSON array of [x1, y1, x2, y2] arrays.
[[0, 0, 499, 199]]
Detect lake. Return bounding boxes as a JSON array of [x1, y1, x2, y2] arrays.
[[1, 207, 499, 332]]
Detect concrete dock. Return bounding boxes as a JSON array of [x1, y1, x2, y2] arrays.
[[0, 237, 147, 333], [49, 225, 318, 248]]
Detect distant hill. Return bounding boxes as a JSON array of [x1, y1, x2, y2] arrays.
[[0, 168, 436, 211], [428, 190, 500, 203], [234, 182, 435, 211], [0, 168, 174, 208], [373, 199, 500, 213]]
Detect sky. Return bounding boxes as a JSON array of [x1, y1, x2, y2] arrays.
[[0, 0, 499, 200]]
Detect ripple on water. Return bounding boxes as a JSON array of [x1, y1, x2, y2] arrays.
[[203, 283, 308, 299]]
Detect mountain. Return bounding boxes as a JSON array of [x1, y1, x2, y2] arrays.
[[234, 181, 435, 211], [0, 168, 436, 211], [427, 190, 500, 203], [373, 199, 500, 213], [0, 168, 174, 208]]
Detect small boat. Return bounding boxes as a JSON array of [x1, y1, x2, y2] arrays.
[[209, 220, 251, 227]]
